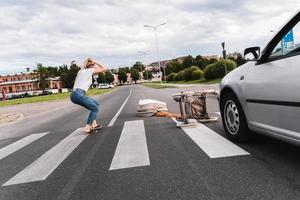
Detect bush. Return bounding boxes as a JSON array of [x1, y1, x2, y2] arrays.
[[175, 71, 184, 81], [167, 73, 176, 82], [192, 69, 204, 80], [204, 59, 237, 80], [183, 66, 199, 81]]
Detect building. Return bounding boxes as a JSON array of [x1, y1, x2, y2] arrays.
[[202, 55, 221, 60], [227, 52, 241, 59], [0, 73, 63, 94], [112, 71, 147, 85]]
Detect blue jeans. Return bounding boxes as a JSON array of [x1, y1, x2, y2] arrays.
[[70, 89, 99, 125]]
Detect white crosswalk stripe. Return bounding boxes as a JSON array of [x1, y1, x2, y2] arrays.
[[173, 119, 249, 158], [3, 128, 87, 186], [1, 118, 250, 187], [0, 132, 50, 161], [109, 120, 150, 170]]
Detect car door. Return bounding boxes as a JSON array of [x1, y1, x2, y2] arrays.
[[245, 16, 300, 139]]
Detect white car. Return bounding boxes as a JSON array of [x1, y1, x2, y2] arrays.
[[219, 10, 300, 145], [98, 83, 111, 89]]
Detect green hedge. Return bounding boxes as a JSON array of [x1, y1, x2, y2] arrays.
[[175, 71, 184, 81], [183, 66, 199, 81], [167, 73, 177, 82], [204, 59, 237, 80], [192, 69, 204, 80]]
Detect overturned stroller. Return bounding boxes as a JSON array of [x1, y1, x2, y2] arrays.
[[172, 90, 218, 127]]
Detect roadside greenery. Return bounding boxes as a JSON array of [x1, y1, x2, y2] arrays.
[[165, 55, 242, 83], [167, 78, 222, 84], [204, 59, 237, 80], [30, 62, 116, 89], [117, 68, 128, 84], [143, 70, 153, 80], [130, 68, 140, 83], [0, 88, 113, 107], [192, 69, 204, 80], [34, 63, 49, 91], [20, 53, 246, 89], [143, 83, 176, 89]]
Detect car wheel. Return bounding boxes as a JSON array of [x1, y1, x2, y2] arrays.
[[220, 91, 250, 142]]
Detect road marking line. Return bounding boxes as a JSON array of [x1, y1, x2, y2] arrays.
[[0, 132, 50, 161], [108, 85, 132, 127], [173, 119, 249, 158], [3, 128, 87, 186], [109, 120, 150, 170]]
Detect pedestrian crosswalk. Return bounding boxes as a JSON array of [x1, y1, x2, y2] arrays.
[[0, 119, 249, 187], [174, 119, 249, 158], [0, 132, 49, 161], [110, 120, 150, 170], [3, 128, 87, 186]]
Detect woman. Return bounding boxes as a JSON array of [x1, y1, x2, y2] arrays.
[[70, 58, 106, 134]]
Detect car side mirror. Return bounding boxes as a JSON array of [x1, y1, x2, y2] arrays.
[[244, 47, 260, 61]]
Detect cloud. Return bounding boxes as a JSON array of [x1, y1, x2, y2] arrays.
[[0, 0, 299, 74]]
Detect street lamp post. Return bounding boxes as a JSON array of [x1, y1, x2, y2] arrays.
[[144, 23, 166, 84], [221, 42, 228, 75]]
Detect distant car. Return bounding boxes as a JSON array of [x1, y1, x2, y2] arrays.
[[41, 90, 53, 95], [32, 91, 40, 96], [98, 83, 111, 89], [219, 10, 300, 145]]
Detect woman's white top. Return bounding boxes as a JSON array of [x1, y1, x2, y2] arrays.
[[73, 68, 95, 91]]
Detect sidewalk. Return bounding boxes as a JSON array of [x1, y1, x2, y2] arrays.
[[0, 88, 116, 126], [0, 99, 72, 126]]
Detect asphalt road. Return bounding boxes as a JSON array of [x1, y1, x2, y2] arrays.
[[0, 85, 299, 200]]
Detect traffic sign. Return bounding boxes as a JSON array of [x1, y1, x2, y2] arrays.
[[283, 30, 294, 52]]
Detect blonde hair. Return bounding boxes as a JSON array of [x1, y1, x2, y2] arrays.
[[83, 58, 93, 69]]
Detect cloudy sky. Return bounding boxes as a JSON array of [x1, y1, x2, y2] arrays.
[[0, 0, 299, 75]]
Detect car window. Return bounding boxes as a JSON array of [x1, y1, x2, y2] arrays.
[[270, 21, 300, 58]]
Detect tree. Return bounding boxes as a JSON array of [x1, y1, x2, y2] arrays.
[[58, 65, 68, 75], [35, 63, 49, 91], [130, 68, 140, 83], [132, 62, 145, 72], [97, 72, 106, 83], [60, 64, 80, 88], [192, 70, 204, 80], [175, 70, 184, 81], [204, 59, 237, 80], [105, 71, 114, 84], [118, 69, 127, 84], [67, 64, 81, 88], [47, 66, 59, 77], [236, 54, 247, 67], [110, 68, 118, 74], [182, 55, 195, 69], [167, 73, 176, 82], [194, 55, 206, 70], [183, 66, 199, 81], [208, 58, 218, 65], [143, 70, 153, 80], [227, 56, 236, 62], [166, 61, 183, 75]]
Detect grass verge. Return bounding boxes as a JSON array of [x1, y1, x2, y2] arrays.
[[143, 83, 177, 89], [0, 88, 113, 107]]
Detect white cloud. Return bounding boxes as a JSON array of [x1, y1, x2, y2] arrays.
[[0, 0, 299, 74]]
